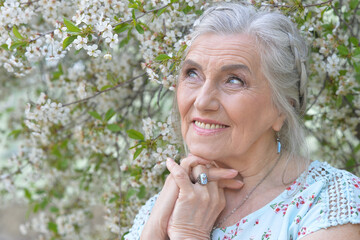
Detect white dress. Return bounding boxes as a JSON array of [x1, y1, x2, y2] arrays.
[[124, 161, 360, 239]]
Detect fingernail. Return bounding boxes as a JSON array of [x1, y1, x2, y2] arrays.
[[228, 169, 238, 174], [167, 158, 174, 166], [236, 180, 244, 185]]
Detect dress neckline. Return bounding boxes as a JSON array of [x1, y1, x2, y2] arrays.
[[213, 160, 321, 231]]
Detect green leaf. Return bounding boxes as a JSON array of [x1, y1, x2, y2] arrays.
[[63, 17, 81, 32], [88, 111, 102, 120], [156, 7, 168, 16], [133, 147, 143, 160], [8, 129, 21, 139], [350, 37, 359, 46], [24, 188, 32, 201], [122, 232, 130, 240], [48, 222, 58, 234], [125, 188, 137, 200], [337, 45, 349, 57], [135, 23, 144, 34], [100, 85, 113, 91], [346, 158, 356, 171], [33, 203, 40, 213], [52, 145, 62, 158], [114, 23, 131, 33], [12, 26, 25, 40], [52, 64, 63, 80], [50, 206, 59, 213], [109, 194, 120, 203], [129, 3, 138, 9], [129, 143, 141, 150], [131, 9, 136, 20], [349, 0, 359, 10], [107, 124, 122, 132], [0, 43, 8, 50], [354, 144, 360, 154], [127, 129, 144, 140], [10, 41, 27, 50], [155, 54, 171, 61], [137, 185, 146, 199], [40, 198, 49, 209], [335, 96, 342, 107], [107, 72, 117, 84], [104, 108, 116, 122], [62, 35, 77, 50], [353, 47, 360, 56], [120, 36, 130, 48], [182, 5, 193, 14]]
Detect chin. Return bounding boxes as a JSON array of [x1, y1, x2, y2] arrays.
[[188, 146, 219, 161]]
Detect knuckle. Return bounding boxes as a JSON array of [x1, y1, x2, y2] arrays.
[[173, 169, 188, 180], [200, 191, 210, 203], [183, 191, 196, 202], [219, 194, 226, 209]]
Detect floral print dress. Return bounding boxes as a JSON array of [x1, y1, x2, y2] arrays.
[[124, 161, 360, 240]]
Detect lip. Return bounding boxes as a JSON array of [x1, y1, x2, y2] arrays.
[[192, 117, 229, 126], [191, 117, 229, 135]]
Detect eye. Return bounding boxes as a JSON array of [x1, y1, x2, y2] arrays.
[[226, 76, 245, 86], [186, 69, 198, 78]]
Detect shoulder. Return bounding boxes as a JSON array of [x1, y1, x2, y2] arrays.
[[124, 194, 159, 240], [294, 161, 360, 239], [300, 223, 360, 240]]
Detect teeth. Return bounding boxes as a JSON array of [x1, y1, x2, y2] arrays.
[[194, 121, 226, 129]]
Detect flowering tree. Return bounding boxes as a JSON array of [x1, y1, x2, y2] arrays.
[[0, 0, 359, 239]]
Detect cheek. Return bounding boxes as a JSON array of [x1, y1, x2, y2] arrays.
[[176, 85, 191, 120]]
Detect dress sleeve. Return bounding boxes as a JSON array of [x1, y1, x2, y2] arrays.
[[124, 194, 159, 240], [297, 168, 360, 239]]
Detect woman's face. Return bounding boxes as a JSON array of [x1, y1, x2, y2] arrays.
[[177, 33, 284, 163]]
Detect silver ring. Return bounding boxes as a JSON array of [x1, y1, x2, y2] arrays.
[[197, 173, 208, 185]]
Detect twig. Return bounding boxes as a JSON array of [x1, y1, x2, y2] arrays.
[[114, 137, 122, 240], [262, 0, 333, 8], [306, 74, 328, 112], [113, 4, 169, 27], [62, 73, 146, 107], [0, 163, 29, 180], [343, 95, 360, 117]]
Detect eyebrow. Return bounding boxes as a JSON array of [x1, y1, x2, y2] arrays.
[[181, 59, 202, 71], [220, 64, 251, 74], [182, 59, 251, 74]]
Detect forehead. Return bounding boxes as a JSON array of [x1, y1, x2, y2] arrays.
[[185, 33, 260, 71]]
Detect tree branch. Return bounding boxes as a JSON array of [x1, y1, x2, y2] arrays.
[[306, 74, 328, 112], [261, 0, 333, 8], [113, 4, 170, 27], [62, 73, 146, 107]]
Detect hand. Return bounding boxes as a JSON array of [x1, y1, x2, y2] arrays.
[[141, 155, 211, 240], [141, 155, 243, 240], [166, 157, 243, 240]]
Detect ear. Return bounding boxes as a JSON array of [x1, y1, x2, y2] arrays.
[[272, 112, 286, 132]]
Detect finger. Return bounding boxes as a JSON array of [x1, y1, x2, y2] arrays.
[[218, 179, 244, 189], [145, 174, 178, 234], [166, 158, 193, 192], [180, 155, 211, 182], [191, 164, 210, 186], [207, 167, 239, 181]]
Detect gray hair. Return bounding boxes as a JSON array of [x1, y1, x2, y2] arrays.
[[186, 3, 309, 173]]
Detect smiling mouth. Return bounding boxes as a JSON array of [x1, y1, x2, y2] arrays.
[[194, 120, 229, 129]]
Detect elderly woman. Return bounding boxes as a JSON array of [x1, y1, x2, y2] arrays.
[[125, 3, 360, 240]]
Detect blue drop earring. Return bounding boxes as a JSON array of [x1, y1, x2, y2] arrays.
[[276, 132, 281, 154]]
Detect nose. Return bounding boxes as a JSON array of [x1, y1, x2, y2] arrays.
[[194, 82, 220, 112]]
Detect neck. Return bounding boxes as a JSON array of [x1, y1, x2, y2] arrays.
[[214, 143, 285, 189]]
